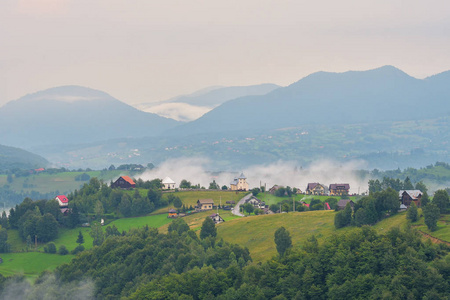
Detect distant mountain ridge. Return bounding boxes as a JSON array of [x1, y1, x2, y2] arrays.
[[0, 86, 180, 148], [170, 66, 450, 135], [0, 144, 48, 170]]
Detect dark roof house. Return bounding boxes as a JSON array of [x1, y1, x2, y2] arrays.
[[337, 199, 354, 210], [111, 176, 136, 189]]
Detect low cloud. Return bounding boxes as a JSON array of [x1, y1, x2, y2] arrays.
[[137, 102, 211, 122], [138, 157, 369, 194], [0, 274, 94, 300]]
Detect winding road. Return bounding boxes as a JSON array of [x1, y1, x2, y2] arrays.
[[231, 193, 252, 217]]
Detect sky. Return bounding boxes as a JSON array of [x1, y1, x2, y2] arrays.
[[1, 0, 450, 107]]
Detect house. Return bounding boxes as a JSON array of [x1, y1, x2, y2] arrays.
[[329, 184, 350, 196], [209, 213, 225, 224], [246, 196, 266, 209], [55, 195, 69, 207], [269, 185, 283, 194], [230, 173, 249, 191], [305, 183, 326, 195], [168, 208, 177, 218], [162, 177, 176, 190], [196, 199, 214, 211], [336, 199, 354, 210], [399, 190, 422, 207], [111, 176, 136, 189]]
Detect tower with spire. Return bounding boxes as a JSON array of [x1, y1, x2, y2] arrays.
[[230, 172, 249, 191]]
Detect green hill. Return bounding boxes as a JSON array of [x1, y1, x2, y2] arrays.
[[0, 144, 48, 170]]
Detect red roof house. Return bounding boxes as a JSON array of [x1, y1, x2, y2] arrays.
[[55, 195, 69, 207]]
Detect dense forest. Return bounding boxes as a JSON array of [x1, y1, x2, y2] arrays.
[[1, 224, 446, 299]]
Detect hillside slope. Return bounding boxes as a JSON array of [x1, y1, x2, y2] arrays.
[[0, 144, 48, 170]]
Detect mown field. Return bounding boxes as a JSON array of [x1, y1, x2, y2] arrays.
[[256, 193, 359, 206], [0, 252, 74, 279], [217, 210, 412, 263], [152, 190, 246, 214]]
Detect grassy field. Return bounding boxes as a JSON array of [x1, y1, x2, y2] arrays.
[[256, 193, 359, 206], [412, 211, 450, 242], [153, 190, 246, 214], [0, 252, 74, 279], [159, 209, 240, 234], [1, 170, 129, 194], [216, 210, 419, 263]]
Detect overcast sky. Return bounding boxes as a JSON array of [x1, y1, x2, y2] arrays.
[[1, 0, 450, 107]]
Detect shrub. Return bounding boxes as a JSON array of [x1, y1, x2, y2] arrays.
[[59, 245, 69, 255], [71, 245, 85, 255], [46, 242, 57, 254]]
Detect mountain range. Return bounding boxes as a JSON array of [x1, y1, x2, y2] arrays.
[[170, 66, 450, 135], [0, 86, 180, 148], [1, 66, 449, 170]]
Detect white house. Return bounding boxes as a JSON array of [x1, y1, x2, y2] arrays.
[[162, 177, 176, 190]]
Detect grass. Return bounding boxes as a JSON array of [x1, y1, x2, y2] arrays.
[[256, 193, 359, 206], [0, 252, 74, 279], [412, 211, 450, 242], [5, 170, 129, 194], [217, 210, 339, 262], [152, 190, 246, 214], [159, 209, 239, 234]]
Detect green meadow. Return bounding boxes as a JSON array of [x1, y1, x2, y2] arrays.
[[0, 252, 74, 279], [153, 190, 246, 214]]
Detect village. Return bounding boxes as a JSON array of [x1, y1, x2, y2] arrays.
[[51, 172, 425, 226]]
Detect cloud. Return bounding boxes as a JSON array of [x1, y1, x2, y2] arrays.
[[138, 102, 211, 122], [137, 157, 370, 194], [0, 274, 94, 300]]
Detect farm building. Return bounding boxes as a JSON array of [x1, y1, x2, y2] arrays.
[[209, 213, 225, 224], [162, 177, 176, 190], [306, 183, 326, 195], [336, 199, 354, 210], [329, 184, 350, 196], [230, 173, 249, 191], [399, 190, 422, 207], [196, 199, 214, 211], [168, 209, 177, 218], [111, 176, 136, 189]]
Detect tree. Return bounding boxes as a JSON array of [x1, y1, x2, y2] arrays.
[[76, 231, 84, 245], [46, 242, 57, 254], [168, 218, 190, 235], [90, 222, 105, 246], [59, 245, 69, 255], [421, 192, 430, 207], [94, 200, 104, 217], [173, 197, 183, 209], [403, 177, 414, 190], [243, 203, 254, 215], [36, 213, 59, 243], [423, 203, 440, 231], [179, 180, 191, 189], [251, 188, 260, 197], [406, 202, 419, 222], [221, 185, 228, 190], [209, 180, 220, 190], [274, 227, 292, 256], [200, 217, 216, 239], [432, 190, 449, 213], [415, 181, 428, 194], [0, 229, 10, 253]]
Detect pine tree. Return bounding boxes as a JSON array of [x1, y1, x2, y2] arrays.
[[76, 231, 84, 245], [200, 217, 217, 239]]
